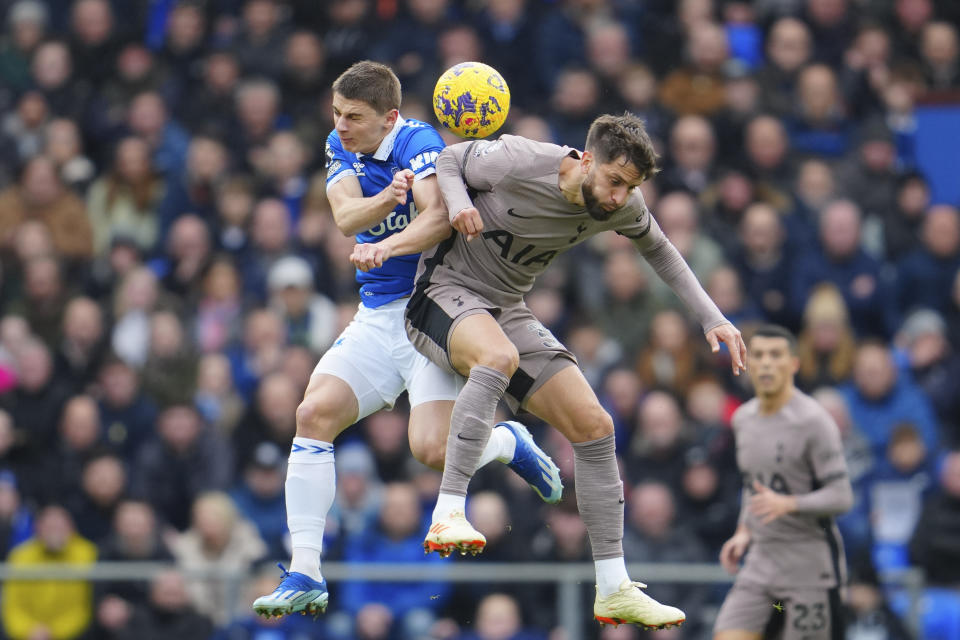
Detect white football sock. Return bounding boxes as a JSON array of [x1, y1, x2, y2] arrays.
[[595, 557, 631, 598], [432, 492, 467, 522], [286, 437, 335, 582], [477, 424, 517, 468]]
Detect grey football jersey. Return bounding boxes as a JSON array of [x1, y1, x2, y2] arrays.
[[733, 390, 852, 588], [424, 135, 726, 331]]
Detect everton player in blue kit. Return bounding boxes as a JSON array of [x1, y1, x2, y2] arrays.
[[253, 61, 562, 619]]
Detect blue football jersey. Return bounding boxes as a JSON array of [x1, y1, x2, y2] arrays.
[[325, 117, 445, 308]]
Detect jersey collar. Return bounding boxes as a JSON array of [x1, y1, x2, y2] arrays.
[[357, 116, 406, 161]]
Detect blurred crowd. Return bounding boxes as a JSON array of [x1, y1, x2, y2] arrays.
[[0, 0, 960, 638]]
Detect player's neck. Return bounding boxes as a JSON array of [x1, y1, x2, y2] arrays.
[[558, 155, 586, 206], [758, 384, 795, 415]]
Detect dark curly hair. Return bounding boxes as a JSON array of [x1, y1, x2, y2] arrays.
[[584, 113, 659, 182]]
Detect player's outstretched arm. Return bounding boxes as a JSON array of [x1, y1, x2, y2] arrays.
[[328, 170, 414, 237], [631, 215, 746, 374], [351, 174, 452, 272], [435, 140, 513, 236]]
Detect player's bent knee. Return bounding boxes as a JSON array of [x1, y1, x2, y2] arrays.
[[295, 395, 353, 441], [474, 345, 519, 377], [579, 406, 615, 442], [410, 430, 445, 471]]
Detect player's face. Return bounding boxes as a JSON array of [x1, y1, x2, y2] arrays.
[[581, 154, 643, 221], [331, 93, 397, 154], [747, 336, 799, 397]]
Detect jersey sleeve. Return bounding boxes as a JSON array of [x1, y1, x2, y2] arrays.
[[325, 132, 356, 189], [436, 137, 520, 219], [794, 408, 854, 515], [626, 205, 728, 332], [394, 124, 446, 182]]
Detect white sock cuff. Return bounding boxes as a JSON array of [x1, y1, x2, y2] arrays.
[[289, 437, 335, 464]]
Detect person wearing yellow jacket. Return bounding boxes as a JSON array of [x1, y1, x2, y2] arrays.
[[2, 505, 97, 640]]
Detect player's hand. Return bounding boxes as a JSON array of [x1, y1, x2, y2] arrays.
[[387, 169, 415, 206], [719, 531, 750, 574], [749, 480, 797, 524], [452, 207, 483, 241], [706, 322, 747, 376], [351, 242, 392, 272]]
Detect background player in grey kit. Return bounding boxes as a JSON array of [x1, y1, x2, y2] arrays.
[[354, 113, 747, 628], [714, 325, 854, 640]]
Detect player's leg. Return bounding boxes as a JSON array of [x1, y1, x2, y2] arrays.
[[712, 581, 772, 640], [405, 357, 562, 496], [254, 308, 398, 618], [780, 588, 842, 640], [524, 366, 684, 630]]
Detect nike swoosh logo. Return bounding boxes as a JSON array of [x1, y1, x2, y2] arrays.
[[507, 208, 535, 219], [457, 433, 483, 442]]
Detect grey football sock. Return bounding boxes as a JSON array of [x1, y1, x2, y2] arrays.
[[572, 433, 624, 560], [438, 365, 510, 498]]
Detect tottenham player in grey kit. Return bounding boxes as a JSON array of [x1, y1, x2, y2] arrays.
[[714, 325, 853, 640], [353, 113, 746, 629]]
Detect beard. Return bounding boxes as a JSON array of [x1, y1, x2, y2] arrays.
[[581, 175, 618, 221]]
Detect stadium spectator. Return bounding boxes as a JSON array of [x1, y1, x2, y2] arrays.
[[591, 249, 658, 358], [193, 353, 245, 437], [786, 63, 854, 158], [226, 307, 286, 400], [756, 17, 813, 117], [869, 423, 937, 572], [548, 67, 602, 148], [95, 500, 173, 637], [1, 505, 97, 640], [42, 118, 95, 194], [743, 114, 795, 194], [3, 338, 72, 456], [659, 115, 718, 195], [636, 310, 713, 396], [0, 154, 92, 260], [326, 442, 382, 549], [919, 21, 960, 91], [232, 371, 298, 472], [8, 253, 71, 349], [159, 1, 207, 90], [456, 592, 547, 640], [141, 310, 198, 407], [339, 482, 450, 638], [170, 491, 266, 625], [621, 481, 709, 633], [837, 119, 900, 222], [733, 202, 795, 329], [626, 391, 693, 488], [55, 296, 107, 393], [796, 284, 857, 390], [883, 171, 930, 261], [705, 264, 763, 331], [86, 136, 164, 256], [232, 0, 290, 80], [267, 255, 338, 353], [95, 355, 158, 462], [131, 404, 233, 530], [30, 39, 89, 122], [195, 256, 244, 354], [155, 135, 228, 244], [35, 393, 103, 506], [0, 1, 48, 106], [230, 441, 288, 559], [179, 51, 241, 139], [909, 450, 960, 584], [843, 341, 939, 458], [126, 90, 190, 179], [897, 309, 960, 446], [659, 21, 730, 117], [69, 452, 127, 546], [896, 204, 960, 319], [792, 199, 891, 337], [112, 569, 214, 640]]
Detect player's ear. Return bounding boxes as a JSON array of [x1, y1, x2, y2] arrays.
[[384, 109, 400, 126], [580, 150, 593, 174]]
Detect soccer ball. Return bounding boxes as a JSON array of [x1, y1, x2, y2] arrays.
[[433, 62, 511, 139]]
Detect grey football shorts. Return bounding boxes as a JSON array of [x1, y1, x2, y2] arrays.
[[405, 281, 576, 412], [714, 580, 843, 640]]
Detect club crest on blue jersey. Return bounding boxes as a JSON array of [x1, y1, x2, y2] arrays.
[[325, 117, 445, 308]]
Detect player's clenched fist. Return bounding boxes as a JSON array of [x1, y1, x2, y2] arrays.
[[387, 169, 415, 205], [451, 207, 483, 241], [351, 242, 392, 272]]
